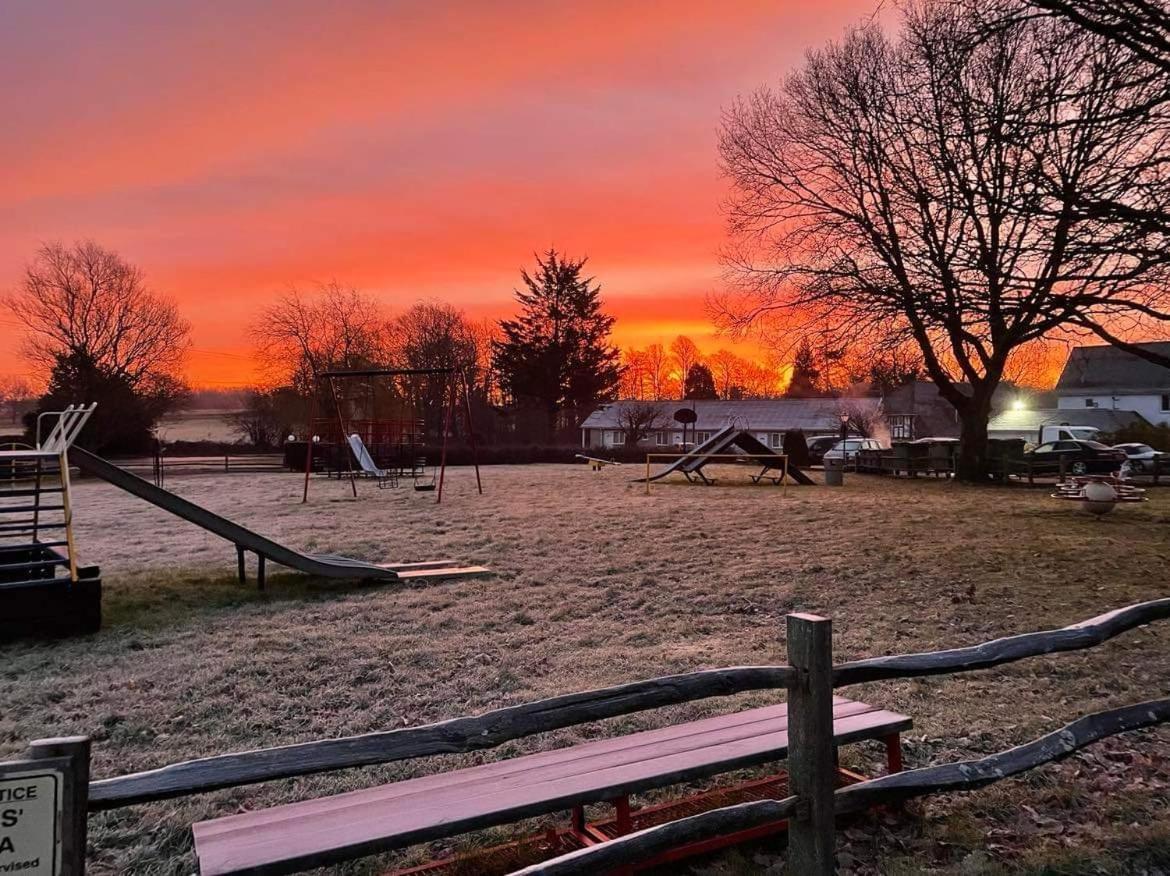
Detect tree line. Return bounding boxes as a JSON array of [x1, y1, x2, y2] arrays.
[[2, 244, 625, 451]]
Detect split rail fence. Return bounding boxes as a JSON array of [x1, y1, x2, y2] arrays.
[[14, 597, 1170, 875]]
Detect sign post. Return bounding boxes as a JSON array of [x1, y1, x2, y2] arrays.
[[0, 737, 89, 876]]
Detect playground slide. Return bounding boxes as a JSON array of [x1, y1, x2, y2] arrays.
[[636, 425, 739, 483], [730, 431, 816, 485], [347, 434, 387, 477], [70, 447, 488, 582]]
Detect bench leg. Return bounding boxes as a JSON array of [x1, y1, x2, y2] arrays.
[[613, 795, 633, 835], [883, 733, 903, 774], [571, 804, 586, 834]]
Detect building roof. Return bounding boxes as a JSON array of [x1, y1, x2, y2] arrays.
[[1054, 342, 1170, 394], [987, 407, 1147, 435], [581, 398, 879, 434]]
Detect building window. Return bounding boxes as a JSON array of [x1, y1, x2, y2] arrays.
[[1162, 394, 1170, 412], [769, 432, 783, 448], [655, 431, 670, 446], [694, 431, 711, 444], [610, 431, 625, 446], [1084, 398, 1098, 408], [889, 415, 913, 440]]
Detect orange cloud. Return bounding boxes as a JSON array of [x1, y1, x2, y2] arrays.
[[0, 0, 882, 388]]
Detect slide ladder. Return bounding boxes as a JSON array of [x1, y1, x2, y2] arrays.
[[0, 405, 97, 588]]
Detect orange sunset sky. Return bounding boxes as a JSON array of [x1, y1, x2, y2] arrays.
[[0, 1, 886, 389]]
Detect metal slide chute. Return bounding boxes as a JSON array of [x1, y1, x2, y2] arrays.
[[71, 447, 489, 587], [636, 426, 816, 486]]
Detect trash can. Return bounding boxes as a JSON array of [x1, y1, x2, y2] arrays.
[[824, 456, 844, 486]]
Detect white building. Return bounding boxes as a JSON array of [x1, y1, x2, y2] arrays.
[[1054, 341, 1170, 427], [579, 398, 879, 450]]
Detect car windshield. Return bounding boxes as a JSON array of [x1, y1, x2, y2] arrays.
[[1083, 441, 1110, 449]]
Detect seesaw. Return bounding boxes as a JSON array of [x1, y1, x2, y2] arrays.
[[576, 454, 623, 471]]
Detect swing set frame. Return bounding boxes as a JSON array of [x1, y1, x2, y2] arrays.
[[301, 367, 483, 504]]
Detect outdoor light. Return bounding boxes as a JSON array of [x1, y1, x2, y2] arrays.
[[1012, 398, 1026, 411]]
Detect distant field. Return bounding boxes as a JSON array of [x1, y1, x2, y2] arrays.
[[1, 466, 1168, 874], [155, 408, 241, 443]]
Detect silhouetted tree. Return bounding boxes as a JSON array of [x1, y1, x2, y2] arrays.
[[6, 241, 190, 422], [393, 301, 481, 439], [494, 250, 621, 439], [0, 377, 33, 426], [36, 351, 161, 453], [615, 402, 668, 446], [252, 282, 390, 394], [230, 387, 303, 450], [785, 341, 822, 397], [717, 0, 1170, 480], [1025, 0, 1170, 73], [669, 336, 702, 388], [683, 363, 718, 399]]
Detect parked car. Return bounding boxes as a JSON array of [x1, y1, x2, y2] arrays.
[[823, 438, 884, 467], [909, 436, 959, 445], [1023, 439, 1126, 475], [806, 435, 840, 466], [1112, 443, 1167, 473]]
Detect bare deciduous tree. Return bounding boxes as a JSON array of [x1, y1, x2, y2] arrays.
[[1025, 0, 1170, 73], [716, 0, 1170, 479], [619, 348, 650, 399], [643, 343, 676, 399], [6, 241, 190, 401], [669, 336, 702, 388], [392, 301, 483, 438], [251, 282, 390, 392], [0, 376, 33, 425], [615, 402, 668, 445]]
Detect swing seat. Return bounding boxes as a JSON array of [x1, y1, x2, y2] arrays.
[[413, 483, 436, 492]]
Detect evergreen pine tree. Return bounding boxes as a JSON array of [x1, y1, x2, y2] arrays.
[[683, 363, 718, 400], [494, 250, 621, 438], [785, 341, 822, 397]]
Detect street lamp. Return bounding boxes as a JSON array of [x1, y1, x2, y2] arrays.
[[839, 411, 850, 469]]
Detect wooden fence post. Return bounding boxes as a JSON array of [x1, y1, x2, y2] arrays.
[[28, 736, 90, 876], [786, 613, 835, 875]]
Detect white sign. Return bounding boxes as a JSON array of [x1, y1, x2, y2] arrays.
[[0, 767, 61, 876]]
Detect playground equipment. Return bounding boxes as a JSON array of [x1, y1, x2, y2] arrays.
[[1052, 474, 1147, 515], [71, 447, 489, 588], [0, 404, 101, 636], [346, 433, 397, 488], [638, 427, 815, 490], [576, 453, 622, 471], [303, 367, 482, 504]]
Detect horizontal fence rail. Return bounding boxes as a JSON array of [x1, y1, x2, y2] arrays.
[[88, 665, 796, 809], [89, 598, 1170, 809], [834, 597, 1170, 686], [512, 698, 1170, 876]]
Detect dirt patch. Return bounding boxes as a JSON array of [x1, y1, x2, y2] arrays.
[[2, 464, 1167, 874]]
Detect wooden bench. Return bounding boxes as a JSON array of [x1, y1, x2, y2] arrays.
[[193, 696, 911, 875]]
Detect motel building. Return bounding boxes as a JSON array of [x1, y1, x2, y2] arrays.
[[579, 398, 879, 450]]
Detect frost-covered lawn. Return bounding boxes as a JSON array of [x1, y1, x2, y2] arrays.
[[2, 464, 1168, 874]]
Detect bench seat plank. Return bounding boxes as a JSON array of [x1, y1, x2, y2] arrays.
[[194, 697, 911, 876]]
